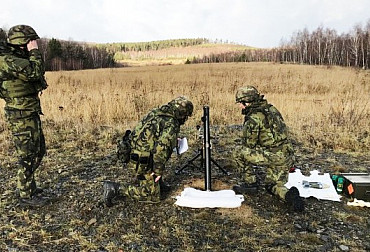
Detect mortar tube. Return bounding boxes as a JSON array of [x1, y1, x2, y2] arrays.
[[203, 105, 212, 191]]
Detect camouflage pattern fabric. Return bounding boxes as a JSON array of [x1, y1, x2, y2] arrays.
[[118, 102, 183, 202], [0, 42, 47, 199], [232, 99, 295, 200], [5, 109, 46, 198], [235, 86, 260, 103], [0, 47, 46, 110], [122, 172, 161, 202], [7, 25, 39, 46], [0, 30, 8, 99], [0, 28, 6, 45]]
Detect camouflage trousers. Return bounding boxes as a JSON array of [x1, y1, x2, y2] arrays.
[[232, 144, 295, 200], [120, 161, 160, 202], [5, 109, 46, 199]]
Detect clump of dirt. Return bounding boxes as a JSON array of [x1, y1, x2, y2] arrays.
[[0, 125, 369, 251]]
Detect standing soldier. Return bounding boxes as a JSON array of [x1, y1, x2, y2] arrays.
[[0, 25, 48, 206], [0, 28, 6, 46], [103, 96, 193, 207], [232, 86, 304, 212], [0, 28, 7, 99]]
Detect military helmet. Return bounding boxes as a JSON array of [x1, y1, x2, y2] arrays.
[[7, 25, 39, 45], [169, 96, 193, 119], [235, 86, 260, 103]]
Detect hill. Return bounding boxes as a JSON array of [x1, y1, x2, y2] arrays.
[[113, 43, 253, 67]]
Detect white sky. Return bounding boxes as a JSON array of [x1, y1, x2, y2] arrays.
[[1, 0, 369, 48]]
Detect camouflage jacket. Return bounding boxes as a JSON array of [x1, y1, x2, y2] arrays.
[[0, 44, 9, 99], [242, 99, 290, 150], [130, 104, 181, 175], [0, 46, 47, 112]]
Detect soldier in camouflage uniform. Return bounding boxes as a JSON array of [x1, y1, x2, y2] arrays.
[[103, 96, 193, 207], [0, 28, 6, 102], [232, 86, 304, 212], [0, 25, 48, 207], [0, 28, 6, 45]]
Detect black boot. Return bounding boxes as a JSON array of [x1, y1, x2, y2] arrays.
[[285, 186, 304, 212], [103, 181, 120, 207], [30, 180, 44, 196], [159, 178, 171, 193], [232, 182, 259, 194], [19, 195, 49, 207]]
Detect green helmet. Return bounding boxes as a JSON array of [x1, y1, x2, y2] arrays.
[[235, 86, 260, 103], [7, 25, 40, 45], [169, 96, 194, 119]]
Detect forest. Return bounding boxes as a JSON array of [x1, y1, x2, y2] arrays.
[[190, 21, 370, 69], [36, 38, 210, 71], [38, 39, 116, 71]]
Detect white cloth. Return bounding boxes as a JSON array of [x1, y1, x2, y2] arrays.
[[175, 187, 244, 208], [285, 169, 341, 202]]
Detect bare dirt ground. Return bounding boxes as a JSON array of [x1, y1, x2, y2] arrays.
[[0, 125, 369, 252]]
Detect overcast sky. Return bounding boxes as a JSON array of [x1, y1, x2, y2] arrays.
[[1, 0, 369, 48]]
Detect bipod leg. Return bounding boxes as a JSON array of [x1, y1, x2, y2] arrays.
[[175, 149, 202, 174], [211, 158, 229, 175]]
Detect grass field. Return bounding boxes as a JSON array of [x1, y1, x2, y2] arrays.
[[114, 43, 251, 66], [0, 62, 369, 251], [1, 62, 368, 153]]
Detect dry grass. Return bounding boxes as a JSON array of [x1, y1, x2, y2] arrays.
[[0, 62, 369, 251], [0, 62, 369, 154], [115, 43, 250, 66]]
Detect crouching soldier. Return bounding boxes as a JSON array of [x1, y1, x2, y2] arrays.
[[103, 96, 193, 206], [231, 86, 304, 212]]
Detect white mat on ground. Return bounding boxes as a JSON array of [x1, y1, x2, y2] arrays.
[[285, 169, 341, 202], [347, 198, 370, 208], [175, 187, 244, 208]]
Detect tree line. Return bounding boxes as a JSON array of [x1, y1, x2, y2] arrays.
[[37, 38, 210, 71], [280, 21, 370, 68], [188, 21, 370, 69], [37, 38, 115, 71], [103, 38, 209, 53]]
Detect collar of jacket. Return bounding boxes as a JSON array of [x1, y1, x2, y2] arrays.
[[242, 99, 269, 115]]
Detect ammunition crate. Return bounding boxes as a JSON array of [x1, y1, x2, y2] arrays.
[[341, 173, 370, 201]]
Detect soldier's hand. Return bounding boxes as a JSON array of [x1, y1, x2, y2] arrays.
[[151, 173, 161, 183], [27, 40, 38, 51]]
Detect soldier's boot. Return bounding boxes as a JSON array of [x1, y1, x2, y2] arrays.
[[232, 182, 259, 194], [265, 184, 275, 195], [159, 178, 171, 193], [30, 180, 44, 196], [103, 181, 120, 207], [285, 186, 304, 212], [19, 195, 49, 207]]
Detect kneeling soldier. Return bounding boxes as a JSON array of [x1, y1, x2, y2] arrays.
[[232, 86, 304, 212], [103, 96, 193, 206]]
